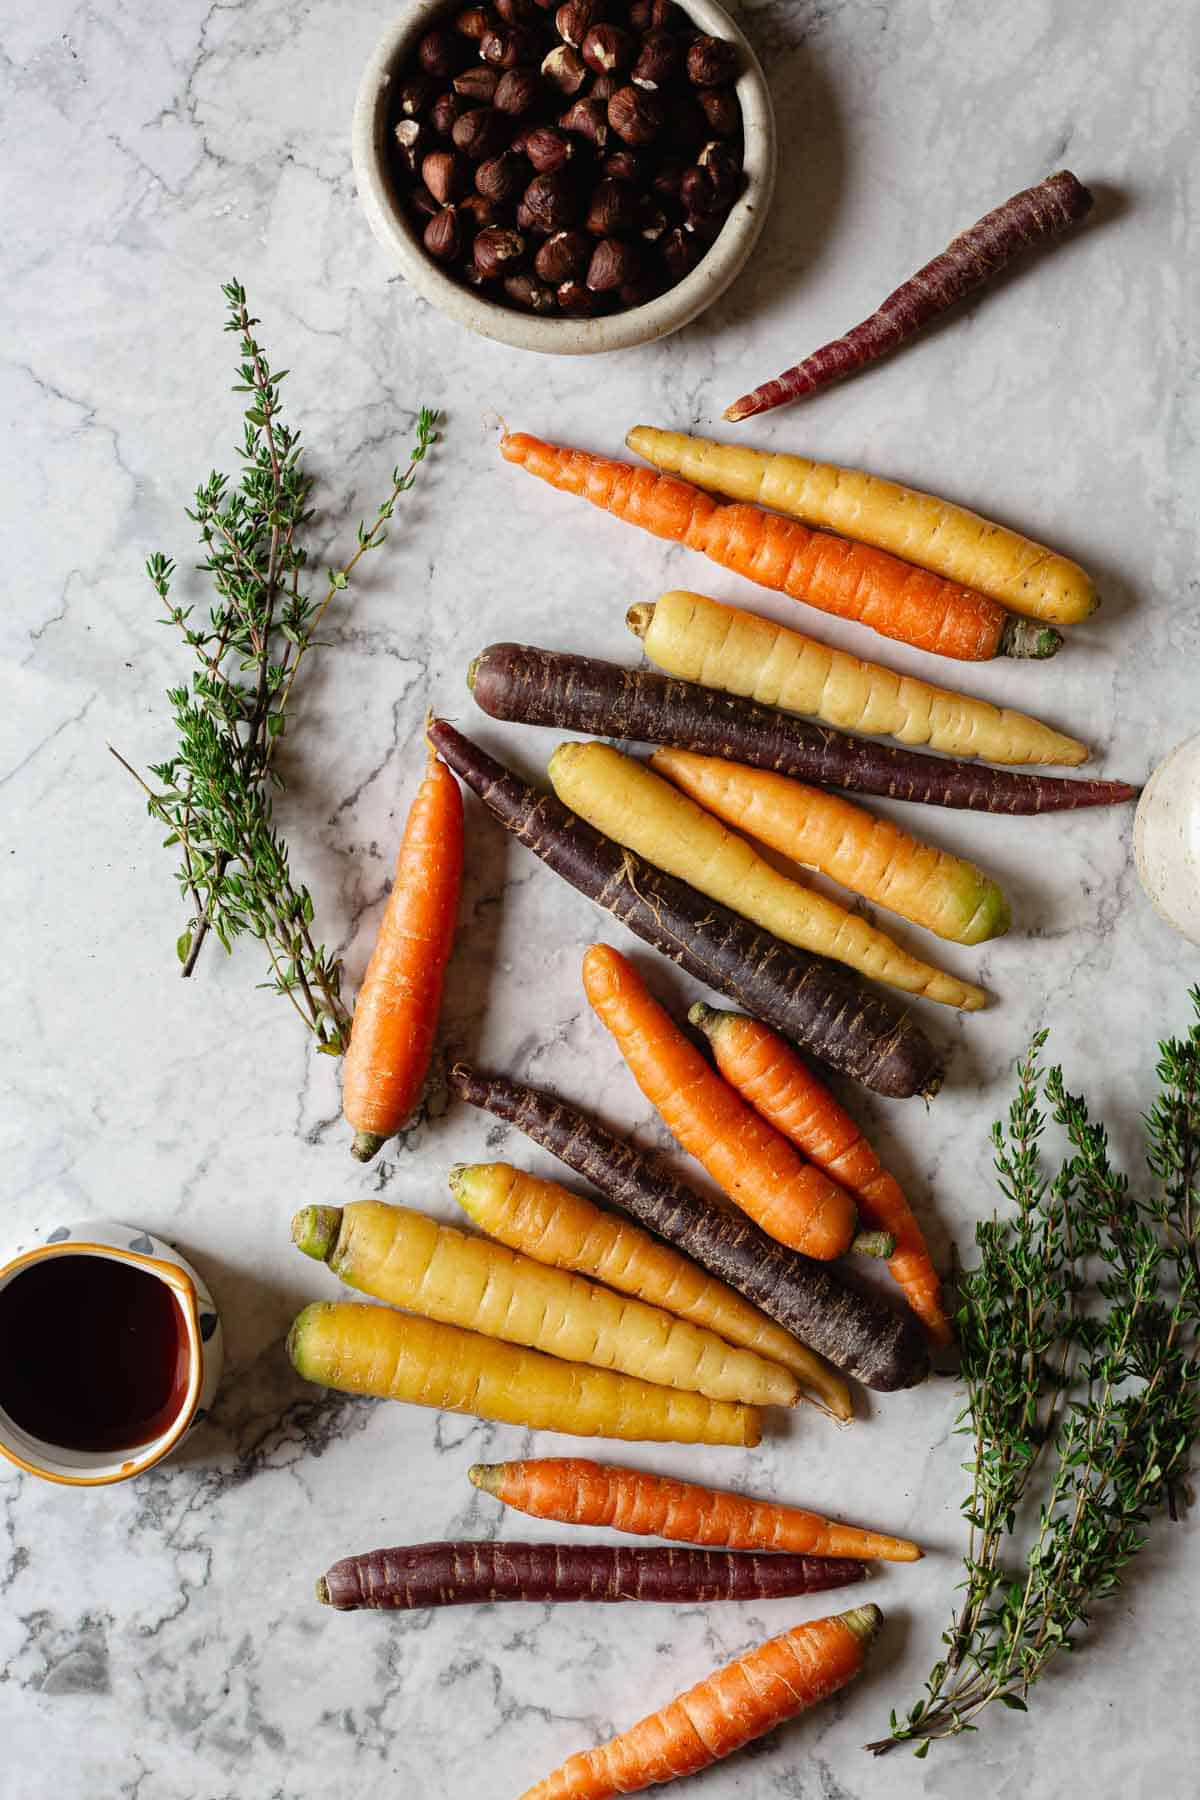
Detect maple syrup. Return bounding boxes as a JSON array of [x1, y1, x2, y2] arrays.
[[0, 1255, 191, 1452]]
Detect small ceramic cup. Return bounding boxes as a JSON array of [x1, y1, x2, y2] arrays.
[[0, 1221, 223, 1488], [1134, 731, 1200, 945], [352, 0, 777, 355]]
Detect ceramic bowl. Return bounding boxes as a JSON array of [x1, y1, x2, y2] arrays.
[[352, 0, 776, 354], [0, 1220, 223, 1487], [1134, 732, 1200, 946]]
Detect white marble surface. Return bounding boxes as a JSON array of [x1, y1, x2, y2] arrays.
[[2, 0, 1198, 1795]]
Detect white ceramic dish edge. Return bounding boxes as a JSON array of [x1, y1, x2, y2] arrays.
[[352, 0, 776, 354]]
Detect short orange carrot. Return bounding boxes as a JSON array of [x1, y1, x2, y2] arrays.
[[692, 1005, 953, 1345], [501, 430, 1046, 663], [470, 1458, 922, 1562], [517, 1603, 882, 1800], [581, 944, 861, 1261], [341, 741, 463, 1162]]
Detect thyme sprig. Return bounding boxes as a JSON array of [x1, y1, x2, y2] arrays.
[[869, 990, 1200, 1756], [114, 281, 437, 1052]]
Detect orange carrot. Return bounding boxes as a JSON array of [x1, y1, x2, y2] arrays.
[[693, 1005, 953, 1345], [581, 944, 860, 1261], [470, 1458, 922, 1562], [501, 431, 1038, 663], [518, 1603, 882, 1800], [341, 741, 463, 1161]]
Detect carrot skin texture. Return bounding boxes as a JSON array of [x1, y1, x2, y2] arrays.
[[341, 745, 463, 1159], [723, 170, 1094, 421], [448, 1064, 929, 1393], [468, 642, 1138, 814], [694, 1007, 953, 1345], [449, 1161, 814, 1407], [627, 426, 1097, 627], [649, 747, 1010, 946], [518, 1604, 882, 1800], [471, 1458, 921, 1562], [501, 431, 1012, 662], [318, 1540, 867, 1611], [583, 943, 859, 1259], [427, 717, 943, 1101], [288, 1302, 761, 1446]]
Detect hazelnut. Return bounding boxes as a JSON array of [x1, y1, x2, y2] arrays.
[[453, 65, 500, 100], [555, 0, 601, 46], [679, 164, 720, 217], [474, 224, 527, 276], [698, 138, 741, 205], [660, 223, 696, 281], [397, 74, 436, 118], [639, 203, 669, 241], [496, 0, 539, 20], [607, 84, 663, 145], [430, 89, 466, 136], [423, 205, 463, 260], [588, 70, 619, 102], [451, 106, 506, 159], [581, 22, 633, 73], [409, 183, 441, 220], [685, 34, 737, 86], [697, 85, 740, 136], [630, 29, 678, 89], [522, 168, 578, 231], [493, 66, 539, 113], [422, 148, 467, 203], [556, 278, 597, 313], [585, 176, 638, 235], [503, 272, 557, 311], [586, 235, 637, 291], [455, 4, 496, 36], [558, 96, 608, 146], [541, 43, 587, 93], [392, 117, 424, 177], [631, 0, 682, 26], [534, 228, 590, 282], [601, 148, 641, 181], [476, 148, 526, 201], [516, 197, 539, 231], [652, 155, 686, 202], [459, 191, 500, 230], [525, 125, 575, 172], [418, 29, 464, 77], [480, 24, 541, 66]]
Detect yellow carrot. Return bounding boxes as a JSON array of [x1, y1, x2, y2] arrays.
[[627, 426, 1098, 627], [629, 589, 1088, 768], [649, 748, 1010, 945], [448, 1161, 847, 1418], [291, 1201, 797, 1408], [287, 1302, 760, 1446], [550, 741, 985, 1010]]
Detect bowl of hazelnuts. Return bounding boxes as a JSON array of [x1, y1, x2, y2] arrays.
[[352, 0, 775, 352]]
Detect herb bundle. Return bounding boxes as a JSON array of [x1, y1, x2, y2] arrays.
[[870, 991, 1200, 1755], [115, 281, 436, 1052]]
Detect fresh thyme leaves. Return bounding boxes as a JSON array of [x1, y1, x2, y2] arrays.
[[113, 280, 437, 1052], [868, 989, 1200, 1756]]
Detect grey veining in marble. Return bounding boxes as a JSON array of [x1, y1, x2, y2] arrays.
[[1, 0, 1198, 1795]]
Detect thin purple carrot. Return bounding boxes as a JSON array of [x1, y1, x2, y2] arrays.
[[725, 170, 1094, 422]]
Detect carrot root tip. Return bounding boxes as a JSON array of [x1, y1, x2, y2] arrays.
[[625, 602, 654, 639], [1000, 616, 1064, 660], [315, 1576, 331, 1606], [851, 1230, 896, 1261], [467, 1462, 500, 1494], [841, 1601, 884, 1643], [350, 1130, 386, 1163], [292, 1206, 343, 1264]]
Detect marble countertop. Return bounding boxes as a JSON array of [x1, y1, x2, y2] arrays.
[[2, 0, 1198, 1794]]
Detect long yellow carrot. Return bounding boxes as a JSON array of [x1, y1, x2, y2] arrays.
[[291, 1201, 797, 1408], [288, 1302, 761, 1446], [448, 1161, 848, 1419], [551, 741, 985, 1010], [649, 747, 1010, 945], [627, 426, 1098, 627], [629, 589, 1088, 767]]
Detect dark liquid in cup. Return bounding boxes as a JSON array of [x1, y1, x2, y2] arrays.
[[0, 1256, 191, 1452]]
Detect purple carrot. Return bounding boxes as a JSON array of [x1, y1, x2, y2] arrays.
[[725, 170, 1094, 421], [317, 1540, 867, 1610], [468, 642, 1139, 815]]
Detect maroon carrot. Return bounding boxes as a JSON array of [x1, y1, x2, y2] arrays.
[[725, 170, 1094, 421], [427, 716, 942, 1100], [468, 642, 1139, 815], [317, 1541, 867, 1611]]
